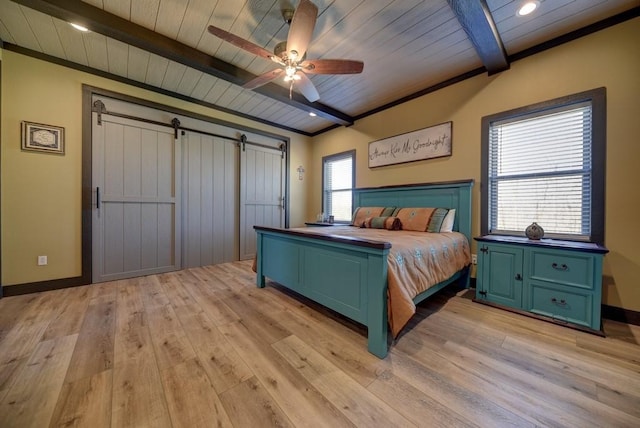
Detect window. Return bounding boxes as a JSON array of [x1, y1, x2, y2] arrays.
[[322, 150, 355, 222], [481, 88, 605, 243]]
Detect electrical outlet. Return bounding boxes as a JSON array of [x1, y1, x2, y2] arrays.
[[37, 255, 48, 266], [471, 254, 477, 265]]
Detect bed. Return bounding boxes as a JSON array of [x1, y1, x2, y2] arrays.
[[253, 180, 473, 358]]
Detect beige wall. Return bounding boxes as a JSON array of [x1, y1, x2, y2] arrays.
[[0, 50, 311, 286], [1, 18, 639, 312], [309, 18, 640, 312]]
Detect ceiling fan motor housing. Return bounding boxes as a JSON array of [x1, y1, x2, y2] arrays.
[[282, 9, 295, 24], [274, 41, 306, 62]]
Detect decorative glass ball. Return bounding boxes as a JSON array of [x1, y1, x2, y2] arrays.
[[525, 222, 544, 240]]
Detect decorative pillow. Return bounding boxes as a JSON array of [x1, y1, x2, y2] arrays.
[[395, 207, 436, 232], [426, 208, 450, 232], [439, 209, 456, 232], [351, 207, 385, 227], [386, 216, 402, 230], [380, 206, 396, 217], [363, 216, 401, 230]]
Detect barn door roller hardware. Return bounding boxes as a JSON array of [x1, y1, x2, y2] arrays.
[[92, 100, 107, 125], [240, 134, 247, 152], [171, 118, 181, 139]]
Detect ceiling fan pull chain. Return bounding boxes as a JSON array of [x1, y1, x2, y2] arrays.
[[289, 81, 294, 99]]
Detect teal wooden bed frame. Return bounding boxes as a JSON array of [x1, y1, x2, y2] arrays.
[[254, 180, 473, 358]]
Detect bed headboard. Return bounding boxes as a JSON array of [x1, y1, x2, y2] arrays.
[[352, 180, 474, 243]]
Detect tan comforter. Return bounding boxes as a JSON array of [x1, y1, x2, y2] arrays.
[[290, 226, 471, 337]]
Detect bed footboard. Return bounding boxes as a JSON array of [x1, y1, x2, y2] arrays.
[[255, 227, 391, 358], [254, 179, 473, 358]]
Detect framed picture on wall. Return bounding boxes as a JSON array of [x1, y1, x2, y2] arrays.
[[21, 121, 65, 155]]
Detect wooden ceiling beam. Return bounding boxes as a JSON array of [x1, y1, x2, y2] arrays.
[[447, 0, 509, 75], [11, 0, 354, 126]]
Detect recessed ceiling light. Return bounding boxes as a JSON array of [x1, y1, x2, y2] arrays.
[[309, 112, 317, 117], [517, 1, 539, 17], [70, 23, 89, 32]]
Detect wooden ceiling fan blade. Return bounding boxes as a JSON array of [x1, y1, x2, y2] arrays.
[[208, 25, 273, 60], [243, 68, 284, 89], [295, 72, 320, 102], [287, 0, 318, 60], [301, 59, 364, 74]]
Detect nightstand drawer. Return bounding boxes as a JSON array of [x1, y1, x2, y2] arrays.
[[530, 250, 593, 289], [529, 283, 591, 327]]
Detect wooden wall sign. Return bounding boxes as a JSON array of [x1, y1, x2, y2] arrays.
[[368, 121, 452, 168]]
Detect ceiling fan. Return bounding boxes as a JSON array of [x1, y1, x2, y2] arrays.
[[207, 0, 364, 102]]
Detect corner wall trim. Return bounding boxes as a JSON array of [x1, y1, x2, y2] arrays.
[[2, 276, 88, 297], [602, 304, 640, 327]]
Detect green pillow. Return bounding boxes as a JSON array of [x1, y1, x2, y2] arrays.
[[363, 216, 401, 230], [381, 206, 396, 217], [426, 208, 449, 232]]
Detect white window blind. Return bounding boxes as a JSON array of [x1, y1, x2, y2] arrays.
[[323, 151, 354, 222], [488, 102, 593, 240]]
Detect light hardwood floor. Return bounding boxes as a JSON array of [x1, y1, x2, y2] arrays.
[[1, 260, 639, 427]]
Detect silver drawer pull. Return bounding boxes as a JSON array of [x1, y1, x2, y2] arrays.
[[551, 298, 567, 306], [552, 262, 568, 271]]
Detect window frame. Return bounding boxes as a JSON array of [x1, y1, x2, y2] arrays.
[[322, 149, 356, 224], [480, 88, 606, 244]]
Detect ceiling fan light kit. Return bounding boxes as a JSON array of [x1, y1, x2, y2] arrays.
[[207, 0, 364, 103]]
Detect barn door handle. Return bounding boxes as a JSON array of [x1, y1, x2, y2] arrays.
[[515, 273, 522, 281], [96, 187, 100, 209]]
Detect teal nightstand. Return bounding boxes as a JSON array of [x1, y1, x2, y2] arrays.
[[474, 235, 608, 334]]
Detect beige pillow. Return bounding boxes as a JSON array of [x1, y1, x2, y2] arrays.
[[439, 209, 456, 232]]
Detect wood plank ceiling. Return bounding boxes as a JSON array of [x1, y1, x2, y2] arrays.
[[0, 0, 638, 135]]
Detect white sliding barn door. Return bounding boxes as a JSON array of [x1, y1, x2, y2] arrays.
[[182, 131, 238, 268], [92, 113, 180, 283], [240, 144, 285, 260]]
